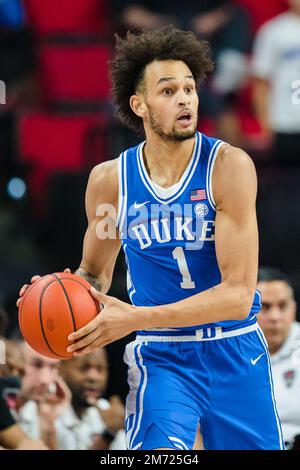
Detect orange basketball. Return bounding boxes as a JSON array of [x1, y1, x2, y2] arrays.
[[18, 272, 99, 359]]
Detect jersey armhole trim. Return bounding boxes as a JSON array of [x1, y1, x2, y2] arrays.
[[116, 151, 128, 233], [206, 140, 224, 211]]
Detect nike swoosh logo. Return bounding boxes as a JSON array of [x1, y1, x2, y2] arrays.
[[251, 353, 265, 365], [133, 201, 150, 209]]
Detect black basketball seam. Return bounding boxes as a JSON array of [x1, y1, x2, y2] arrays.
[[39, 277, 69, 359], [20, 274, 96, 360], [18, 279, 52, 347], [52, 273, 77, 332], [57, 277, 99, 310], [58, 277, 91, 290]]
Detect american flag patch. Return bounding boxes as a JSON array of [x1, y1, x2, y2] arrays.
[[190, 189, 206, 201]]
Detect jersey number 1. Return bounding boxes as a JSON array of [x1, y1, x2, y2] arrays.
[[172, 247, 195, 289]]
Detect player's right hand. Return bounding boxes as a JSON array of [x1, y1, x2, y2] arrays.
[[16, 268, 71, 307]]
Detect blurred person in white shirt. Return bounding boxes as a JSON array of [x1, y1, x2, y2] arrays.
[[18, 343, 126, 449], [58, 348, 126, 450], [257, 267, 300, 448], [18, 343, 69, 449], [252, 0, 300, 164]]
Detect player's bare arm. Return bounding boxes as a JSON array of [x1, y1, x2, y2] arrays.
[[68, 144, 259, 354], [74, 159, 121, 294], [16, 160, 122, 304]]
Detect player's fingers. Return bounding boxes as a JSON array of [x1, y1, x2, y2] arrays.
[[72, 334, 113, 355], [67, 315, 101, 342], [16, 298, 21, 307], [64, 268, 71, 273], [90, 286, 111, 305], [73, 344, 94, 357], [31, 275, 41, 283], [19, 284, 29, 296], [67, 329, 100, 353]]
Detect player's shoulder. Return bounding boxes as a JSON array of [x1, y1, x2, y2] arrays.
[[216, 143, 256, 179], [86, 159, 119, 205], [89, 158, 119, 185], [89, 159, 118, 190], [213, 144, 257, 208]]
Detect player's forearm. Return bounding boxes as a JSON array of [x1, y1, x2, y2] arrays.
[[140, 282, 254, 329], [75, 266, 111, 294]]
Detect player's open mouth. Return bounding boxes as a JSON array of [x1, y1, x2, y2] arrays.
[[176, 111, 193, 126]]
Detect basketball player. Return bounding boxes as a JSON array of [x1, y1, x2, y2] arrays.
[[18, 26, 283, 450]]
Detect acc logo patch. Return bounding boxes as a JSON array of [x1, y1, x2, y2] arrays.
[[194, 203, 209, 218]]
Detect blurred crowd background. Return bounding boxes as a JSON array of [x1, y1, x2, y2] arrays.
[[0, 0, 300, 450]]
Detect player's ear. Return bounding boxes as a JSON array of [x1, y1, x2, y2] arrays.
[[130, 94, 147, 119]]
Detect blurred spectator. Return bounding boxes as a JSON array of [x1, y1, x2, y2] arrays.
[[257, 267, 300, 448], [252, 0, 300, 165], [18, 342, 69, 449], [3, 340, 24, 378], [0, 307, 8, 338], [17, 343, 126, 449], [58, 349, 126, 450], [0, 0, 37, 234], [0, 339, 24, 381], [114, 0, 252, 145], [0, 0, 36, 110], [0, 377, 47, 449]]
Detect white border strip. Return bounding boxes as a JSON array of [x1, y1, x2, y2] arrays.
[[137, 133, 202, 205], [256, 327, 285, 450], [118, 150, 128, 234], [123, 243, 136, 302], [138, 133, 198, 200], [136, 322, 258, 343], [130, 344, 148, 450], [116, 152, 124, 228], [169, 436, 189, 450], [206, 140, 224, 211]]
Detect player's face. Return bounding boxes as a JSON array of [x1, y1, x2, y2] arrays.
[[21, 346, 60, 402], [257, 281, 296, 354], [142, 60, 199, 141], [60, 349, 108, 407]]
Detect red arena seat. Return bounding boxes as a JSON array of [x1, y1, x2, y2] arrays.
[[38, 44, 112, 104], [24, 0, 111, 36], [18, 111, 109, 205], [235, 0, 288, 30]]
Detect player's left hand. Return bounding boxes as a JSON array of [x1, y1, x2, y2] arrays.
[[67, 287, 137, 355]]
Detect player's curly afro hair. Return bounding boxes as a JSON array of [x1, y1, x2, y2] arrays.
[[110, 25, 214, 133]]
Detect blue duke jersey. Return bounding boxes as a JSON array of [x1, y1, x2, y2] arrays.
[[117, 131, 261, 333]]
